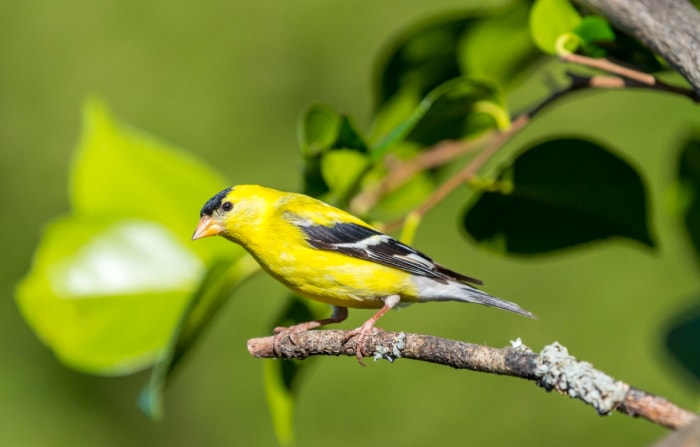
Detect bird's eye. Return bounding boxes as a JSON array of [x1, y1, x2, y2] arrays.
[[221, 201, 233, 212]]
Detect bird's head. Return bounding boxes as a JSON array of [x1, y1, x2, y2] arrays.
[[192, 186, 233, 240], [192, 185, 279, 242]]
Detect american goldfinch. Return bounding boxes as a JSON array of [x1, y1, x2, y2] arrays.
[[193, 185, 533, 363]]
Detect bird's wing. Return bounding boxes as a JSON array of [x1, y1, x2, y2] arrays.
[[295, 220, 483, 286]]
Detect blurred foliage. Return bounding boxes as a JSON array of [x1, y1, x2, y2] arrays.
[[463, 137, 653, 254], [5, 0, 700, 446]]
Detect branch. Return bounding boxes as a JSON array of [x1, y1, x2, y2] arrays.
[[248, 330, 698, 430], [572, 0, 700, 94]]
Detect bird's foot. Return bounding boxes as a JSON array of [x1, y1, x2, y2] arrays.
[[272, 321, 319, 358], [343, 321, 382, 367]]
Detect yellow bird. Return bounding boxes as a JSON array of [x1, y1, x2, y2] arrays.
[[193, 185, 533, 363]]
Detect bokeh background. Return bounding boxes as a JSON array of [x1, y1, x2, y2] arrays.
[[3, 1, 700, 446]]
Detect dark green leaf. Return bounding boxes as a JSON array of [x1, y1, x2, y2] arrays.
[[406, 77, 505, 147], [375, 15, 474, 107], [463, 137, 654, 254], [665, 299, 700, 385], [573, 15, 615, 57], [595, 32, 665, 73]]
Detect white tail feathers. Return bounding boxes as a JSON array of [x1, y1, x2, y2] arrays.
[[413, 276, 535, 318]]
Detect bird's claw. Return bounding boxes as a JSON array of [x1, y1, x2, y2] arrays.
[[272, 325, 303, 357], [344, 323, 382, 366]]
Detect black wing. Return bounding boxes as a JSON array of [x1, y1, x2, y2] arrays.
[[299, 221, 482, 285]]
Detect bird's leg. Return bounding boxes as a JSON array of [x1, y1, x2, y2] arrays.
[[272, 306, 348, 357], [344, 295, 400, 366]]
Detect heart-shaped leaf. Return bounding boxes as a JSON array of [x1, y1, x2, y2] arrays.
[[463, 137, 654, 254]]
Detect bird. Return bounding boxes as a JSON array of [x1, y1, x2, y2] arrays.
[[192, 185, 534, 364]]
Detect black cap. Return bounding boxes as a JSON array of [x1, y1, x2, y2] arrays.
[[200, 187, 233, 217]]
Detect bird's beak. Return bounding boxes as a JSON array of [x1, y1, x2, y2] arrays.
[[192, 215, 224, 240]]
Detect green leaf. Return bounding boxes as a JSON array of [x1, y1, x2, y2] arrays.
[[375, 15, 475, 107], [665, 299, 700, 385], [405, 77, 506, 147], [529, 0, 582, 54], [16, 217, 198, 374], [675, 133, 700, 261], [573, 15, 614, 56], [320, 150, 369, 203], [459, 1, 542, 88], [463, 137, 654, 254], [298, 104, 367, 198], [70, 100, 231, 262], [16, 99, 238, 376], [367, 89, 421, 148], [297, 104, 341, 157]]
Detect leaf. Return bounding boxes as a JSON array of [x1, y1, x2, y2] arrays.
[[70, 100, 232, 262], [459, 1, 542, 88], [297, 104, 342, 157], [374, 15, 475, 107], [463, 137, 654, 254], [573, 15, 615, 57], [16, 218, 199, 374], [405, 77, 506, 147], [529, 0, 582, 54], [320, 150, 369, 203], [298, 104, 367, 197], [16, 100, 238, 376], [595, 32, 665, 73], [665, 299, 700, 385], [675, 133, 700, 261]]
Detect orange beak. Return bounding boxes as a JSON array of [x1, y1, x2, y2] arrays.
[[192, 215, 225, 240]]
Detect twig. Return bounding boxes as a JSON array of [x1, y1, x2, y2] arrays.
[[349, 135, 490, 215], [248, 330, 698, 430], [561, 53, 698, 101], [572, 0, 700, 94]]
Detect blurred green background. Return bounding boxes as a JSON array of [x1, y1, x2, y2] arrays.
[[3, 1, 700, 446]]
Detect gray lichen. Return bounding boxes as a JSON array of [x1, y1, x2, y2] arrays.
[[535, 342, 629, 415]]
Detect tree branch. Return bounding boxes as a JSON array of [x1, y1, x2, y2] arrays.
[[248, 330, 698, 430], [572, 0, 700, 94]]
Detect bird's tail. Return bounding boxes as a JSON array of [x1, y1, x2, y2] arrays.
[[416, 278, 535, 318], [461, 286, 536, 318]]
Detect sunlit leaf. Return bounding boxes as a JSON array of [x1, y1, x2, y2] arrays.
[[16, 100, 237, 377], [321, 150, 369, 204], [298, 104, 367, 198], [16, 218, 198, 374], [459, 1, 542, 88], [70, 100, 232, 262], [529, 0, 582, 54], [463, 137, 654, 254]]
